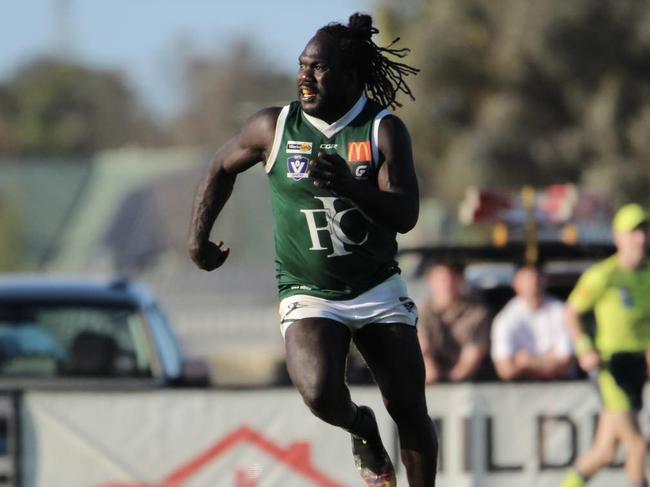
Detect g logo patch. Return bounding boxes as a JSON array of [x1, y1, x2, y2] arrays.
[[354, 164, 369, 178]]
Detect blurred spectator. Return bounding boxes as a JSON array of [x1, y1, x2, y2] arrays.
[[491, 262, 573, 381], [418, 261, 491, 383]]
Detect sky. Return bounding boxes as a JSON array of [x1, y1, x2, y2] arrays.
[[2, 0, 374, 117]]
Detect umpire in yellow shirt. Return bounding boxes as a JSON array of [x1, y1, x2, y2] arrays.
[[561, 203, 650, 487]]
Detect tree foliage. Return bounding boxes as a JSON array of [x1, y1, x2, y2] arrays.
[[0, 41, 294, 157], [378, 0, 650, 205], [0, 59, 158, 156], [171, 41, 294, 147]]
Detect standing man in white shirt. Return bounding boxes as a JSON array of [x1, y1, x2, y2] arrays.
[[491, 261, 574, 380]]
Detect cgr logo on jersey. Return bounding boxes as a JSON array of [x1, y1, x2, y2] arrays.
[[286, 141, 312, 154], [300, 197, 368, 257], [320, 143, 338, 150], [287, 156, 309, 181], [347, 141, 371, 162]]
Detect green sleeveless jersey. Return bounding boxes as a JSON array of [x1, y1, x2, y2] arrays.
[[265, 96, 400, 300]]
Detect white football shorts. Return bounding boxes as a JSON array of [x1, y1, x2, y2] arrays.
[[278, 274, 418, 337]]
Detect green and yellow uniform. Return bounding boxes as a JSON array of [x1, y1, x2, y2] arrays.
[[569, 255, 650, 411]]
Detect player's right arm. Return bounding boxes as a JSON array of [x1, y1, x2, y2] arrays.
[[188, 107, 281, 271], [565, 266, 606, 372], [565, 304, 600, 372]]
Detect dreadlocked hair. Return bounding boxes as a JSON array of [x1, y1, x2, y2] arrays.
[[318, 13, 419, 110]]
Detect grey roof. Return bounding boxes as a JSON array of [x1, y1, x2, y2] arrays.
[[0, 276, 155, 306]]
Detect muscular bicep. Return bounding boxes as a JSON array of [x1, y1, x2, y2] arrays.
[[214, 107, 280, 175], [376, 115, 419, 198]]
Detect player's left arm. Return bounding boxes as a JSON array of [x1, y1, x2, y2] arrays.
[[308, 114, 419, 233]]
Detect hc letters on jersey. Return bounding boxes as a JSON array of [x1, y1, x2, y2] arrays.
[[300, 196, 369, 258], [287, 156, 309, 181]]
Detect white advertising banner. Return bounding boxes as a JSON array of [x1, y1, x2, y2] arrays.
[[20, 383, 648, 487], [21, 388, 388, 487], [426, 382, 639, 487]]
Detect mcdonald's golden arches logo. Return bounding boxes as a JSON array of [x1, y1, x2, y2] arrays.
[[347, 141, 371, 162]]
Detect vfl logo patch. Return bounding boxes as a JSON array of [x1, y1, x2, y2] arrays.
[[347, 141, 371, 162], [287, 156, 309, 181], [287, 141, 312, 154]]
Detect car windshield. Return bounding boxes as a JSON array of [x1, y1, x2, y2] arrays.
[[0, 302, 153, 378]]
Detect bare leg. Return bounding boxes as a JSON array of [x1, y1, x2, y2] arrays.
[[573, 411, 647, 485], [613, 413, 647, 484], [574, 412, 620, 478], [284, 318, 356, 428], [354, 323, 438, 487]]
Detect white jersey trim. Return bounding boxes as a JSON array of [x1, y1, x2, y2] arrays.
[[265, 105, 290, 174], [371, 109, 391, 168], [303, 96, 367, 139]]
